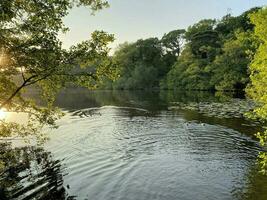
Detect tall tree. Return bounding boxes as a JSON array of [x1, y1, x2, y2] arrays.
[[161, 29, 186, 57], [0, 0, 115, 139], [112, 38, 167, 90], [210, 31, 259, 91]]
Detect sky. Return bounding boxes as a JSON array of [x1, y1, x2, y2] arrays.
[[59, 0, 267, 50]]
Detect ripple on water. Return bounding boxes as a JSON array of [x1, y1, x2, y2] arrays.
[[43, 106, 262, 200]]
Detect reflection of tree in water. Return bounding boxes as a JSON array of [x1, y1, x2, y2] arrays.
[[159, 90, 244, 104], [0, 142, 75, 200], [54, 88, 166, 111], [234, 165, 267, 200], [33, 87, 242, 111]]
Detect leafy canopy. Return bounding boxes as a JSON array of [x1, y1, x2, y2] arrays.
[[0, 0, 115, 139], [165, 8, 260, 91], [247, 7, 267, 174], [105, 30, 186, 90]]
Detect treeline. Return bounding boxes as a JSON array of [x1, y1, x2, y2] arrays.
[[101, 7, 261, 91]]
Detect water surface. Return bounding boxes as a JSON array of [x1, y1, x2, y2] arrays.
[[1, 89, 267, 200]]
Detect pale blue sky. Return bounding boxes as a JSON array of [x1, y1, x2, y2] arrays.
[[59, 0, 267, 49]]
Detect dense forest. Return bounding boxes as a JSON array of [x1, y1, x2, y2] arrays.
[[101, 7, 261, 91]]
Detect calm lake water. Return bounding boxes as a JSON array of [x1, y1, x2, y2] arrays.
[[1, 89, 267, 200]]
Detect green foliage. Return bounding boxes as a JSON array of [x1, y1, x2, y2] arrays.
[[210, 31, 260, 91], [185, 19, 220, 59], [215, 7, 260, 39], [165, 46, 213, 90], [0, 142, 67, 199], [0, 0, 115, 139], [246, 7, 267, 174], [165, 8, 260, 91], [161, 29, 185, 57], [108, 30, 188, 90], [111, 38, 168, 90], [105, 8, 260, 92], [165, 18, 220, 91]]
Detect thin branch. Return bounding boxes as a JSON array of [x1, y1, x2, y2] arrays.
[[0, 66, 98, 109], [27, 71, 98, 85], [55, 72, 97, 80], [0, 75, 38, 108], [25, 72, 53, 86]]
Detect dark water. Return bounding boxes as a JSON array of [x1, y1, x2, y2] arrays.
[[1, 89, 267, 200]]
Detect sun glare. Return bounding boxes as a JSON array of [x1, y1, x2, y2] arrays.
[[0, 108, 7, 120]]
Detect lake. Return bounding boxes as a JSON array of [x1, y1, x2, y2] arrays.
[[0, 89, 267, 200]]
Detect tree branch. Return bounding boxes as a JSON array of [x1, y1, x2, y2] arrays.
[[0, 68, 98, 109], [0, 75, 38, 109]]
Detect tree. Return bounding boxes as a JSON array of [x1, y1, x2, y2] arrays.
[[165, 45, 213, 90], [165, 19, 220, 91], [185, 19, 220, 59], [215, 7, 260, 40], [112, 38, 168, 90], [0, 0, 115, 139], [160, 29, 186, 75], [246, 7, 267, 174], [210, 31, 259, 91], [161, 29, 185, 57]]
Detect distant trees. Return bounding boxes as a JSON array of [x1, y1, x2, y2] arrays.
[[210, 31, 259, 91], [164, 7, 260, 91], [109, 33, 185, 90], [111, 40, 160, 90], [105, 7, 261, 91], [100, 29, 185, 90]]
